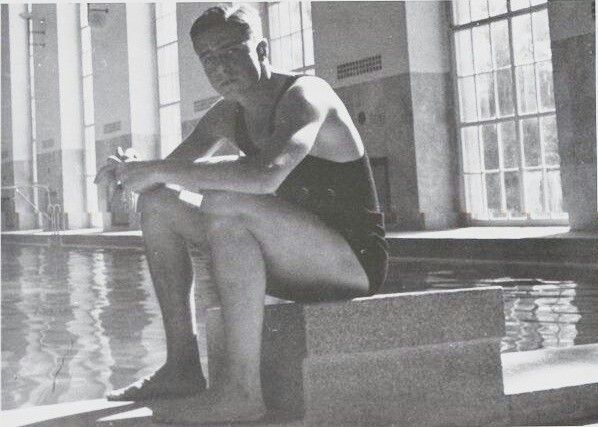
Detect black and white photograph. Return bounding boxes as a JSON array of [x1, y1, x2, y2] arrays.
[[1, 0, 597, 426]]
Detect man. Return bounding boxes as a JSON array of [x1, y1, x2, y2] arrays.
[[95, 4, 388, 424]]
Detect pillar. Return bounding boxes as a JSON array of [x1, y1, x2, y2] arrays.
[[548, 0, 597, 230], [126, 3, 160, 161], [56, 3, 88, 229], [8, 4, 36, 229], [80, 7, 103, 228], [404, 1, 458, 230]]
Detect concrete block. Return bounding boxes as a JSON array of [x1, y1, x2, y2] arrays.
[[303, 340, 508, 426], [301, 287, 504, 355], [207, 287, 506, 424]]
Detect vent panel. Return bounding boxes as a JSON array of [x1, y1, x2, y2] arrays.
[[337, 55, 382, 80], [103, 121, 122, 134]]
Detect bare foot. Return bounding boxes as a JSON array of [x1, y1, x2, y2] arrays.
[[151, 383, 266, 424], [107, 362, 207, 401]]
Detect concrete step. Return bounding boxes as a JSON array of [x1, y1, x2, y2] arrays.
[[207, 287, 507, 426]]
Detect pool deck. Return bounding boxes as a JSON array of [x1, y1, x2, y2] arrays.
[[2, 343, 598, 427], [3, 226, 597, 283], [3, 226, 597, 260]]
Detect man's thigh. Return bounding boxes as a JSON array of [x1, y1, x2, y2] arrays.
[[203, 192, 370, 302]]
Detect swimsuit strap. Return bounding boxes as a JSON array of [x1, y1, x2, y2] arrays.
[[236, 75, 306, 155], [267, 74, 304, 132]]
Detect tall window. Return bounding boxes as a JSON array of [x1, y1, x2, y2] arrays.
[[452, 0, 566, 223], [267, 1, 314, 74], [155, 3, 182, 158]]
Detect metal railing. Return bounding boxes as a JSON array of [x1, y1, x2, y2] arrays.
[[1, 184, 64, 241]]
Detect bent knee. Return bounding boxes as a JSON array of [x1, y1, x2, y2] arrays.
[[139, 186, 181, 220]]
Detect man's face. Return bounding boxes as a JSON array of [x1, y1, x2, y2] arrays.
[[193, 24, 262, 98]]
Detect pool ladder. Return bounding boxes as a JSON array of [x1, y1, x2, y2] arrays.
[[1, 184, 64, 244]]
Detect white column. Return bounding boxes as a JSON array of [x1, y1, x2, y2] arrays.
[[81, 8, 103, 228], [8, 4, 36, 229], [126, 3, 160, 161], [56, 3, 88, 229]]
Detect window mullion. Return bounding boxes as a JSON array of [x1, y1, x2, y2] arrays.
[[528, 14, 550, 216], [478, 127, 490, 219], [298, 2, 305, 70], [487, 19, 508, 215], [506, 13, 528, 217], [448, 3, 471, 221], [452, 2, 547, 31]]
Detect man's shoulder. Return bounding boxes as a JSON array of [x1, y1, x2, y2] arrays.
[[282, 75, 336, 113], [289, 75, 333, 97]]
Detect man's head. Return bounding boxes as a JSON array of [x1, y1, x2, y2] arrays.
[[190, 4, 268, 98]]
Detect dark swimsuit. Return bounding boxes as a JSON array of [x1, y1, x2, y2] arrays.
[[235, 76, 389, 295]]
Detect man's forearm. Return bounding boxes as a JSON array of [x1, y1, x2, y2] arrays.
[[158, 159, 278, 195]]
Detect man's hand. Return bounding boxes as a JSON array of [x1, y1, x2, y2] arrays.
[[115, 161, 165, 193], [94, 161, 122, 187], [95, 160, 164, 194]]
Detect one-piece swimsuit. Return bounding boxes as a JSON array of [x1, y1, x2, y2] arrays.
[[235, 75, 389, 294]]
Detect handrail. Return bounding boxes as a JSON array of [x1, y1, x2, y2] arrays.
[[1, 184, 63, 237]]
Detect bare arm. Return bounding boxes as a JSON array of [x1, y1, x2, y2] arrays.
[[94, 99, 235, 189], [157, 79, 329, 194], [165, 99, 235, 162]]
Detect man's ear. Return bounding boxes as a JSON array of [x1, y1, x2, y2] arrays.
[[257, 39, 268, 61]]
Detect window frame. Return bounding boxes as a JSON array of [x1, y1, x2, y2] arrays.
[[266, 1, 315, 75], [155, 3, 182, 158], [449, 0, 568, 226]]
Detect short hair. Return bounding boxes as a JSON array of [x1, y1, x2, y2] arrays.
[[189, 4, 263, 44]]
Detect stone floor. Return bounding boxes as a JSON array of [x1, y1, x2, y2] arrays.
[[3, 344, 598, 427]]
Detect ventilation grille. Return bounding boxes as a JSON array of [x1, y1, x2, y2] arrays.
[[194, 96, 221, 113], [337, 55, 382, 80], [41, 138, 54, 149], [104, 121, 122, 134]]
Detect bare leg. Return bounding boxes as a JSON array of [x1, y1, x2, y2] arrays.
[[153, 216, 268, 422], [152, 191, 369, 424], [108, 188, 208, 401]]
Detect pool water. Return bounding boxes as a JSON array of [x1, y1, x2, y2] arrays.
[[2, 244, 598, 410]]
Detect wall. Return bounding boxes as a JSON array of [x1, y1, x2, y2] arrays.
[[549, 0, 597, 230], [313, 1, 458, 229], [91, 3, 132, 166], [312, 1, 410, 88]]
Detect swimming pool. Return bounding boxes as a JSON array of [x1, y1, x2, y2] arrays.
[[2, 244, 597, 410]]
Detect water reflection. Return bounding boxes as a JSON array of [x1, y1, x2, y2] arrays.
[[390, 269, 597, 353], [99, 250, 160, 391], [1, 246, 170, 410], [2, 245, 598, 410]]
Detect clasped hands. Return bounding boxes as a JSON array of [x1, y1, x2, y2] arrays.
[[94, 147, 165, 194]]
